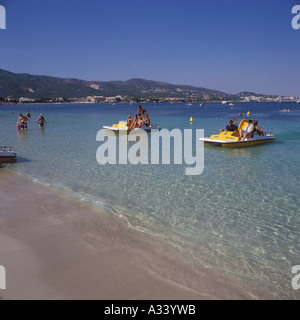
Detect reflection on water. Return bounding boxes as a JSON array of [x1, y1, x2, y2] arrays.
[[39, 126, 46, 136], [205, 143, 264, 158], [16, 129, 28, 141]]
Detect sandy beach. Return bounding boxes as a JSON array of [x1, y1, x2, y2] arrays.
[[0, 167, 251, 300]]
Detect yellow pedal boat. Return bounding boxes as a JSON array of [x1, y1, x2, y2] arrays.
[[199, 119, 275, 147], [103, 121, 160, 133]]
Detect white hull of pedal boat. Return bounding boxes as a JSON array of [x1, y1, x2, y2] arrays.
[[103, 124, 160, 133], [0, 148, 17, 159], [200, 134, 275, 147]]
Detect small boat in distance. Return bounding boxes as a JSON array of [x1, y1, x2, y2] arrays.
[[0, 146, 17, 159], [222, 101, 227, 104], [199, 119, 275, 147]]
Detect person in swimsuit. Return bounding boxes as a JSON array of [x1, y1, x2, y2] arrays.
[[130, 114, 140, 129], [137, 105, 147, 117], [18, 113, 28, 130], [37, 114, 46, 127], [144, 114, 150, 127], [254, 121, 264, 136], [127, 115, 133, 128], [137, 114, 144, 128], [18, 114, 23, 129]]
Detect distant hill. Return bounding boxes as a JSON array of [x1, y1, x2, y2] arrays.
[[0, 69, 100, 98], [0, 68, 277, 101]]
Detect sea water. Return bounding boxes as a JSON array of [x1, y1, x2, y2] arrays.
[[1, 102, 300, 299]]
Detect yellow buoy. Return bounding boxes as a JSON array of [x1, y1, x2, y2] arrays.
[[247, 111, 250, 116], [190, 117, 194, 122]]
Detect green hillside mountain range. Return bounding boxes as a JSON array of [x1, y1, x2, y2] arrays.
[[0, 68, 280, 101]]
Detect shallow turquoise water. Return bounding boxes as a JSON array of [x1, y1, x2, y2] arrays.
[[1, 102, 300, 299]]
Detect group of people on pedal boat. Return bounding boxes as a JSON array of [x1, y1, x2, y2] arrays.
[[220, 118, 264, 141], [127, 105, 151, 129]]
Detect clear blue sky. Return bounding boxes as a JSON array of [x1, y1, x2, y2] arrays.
[[0, 0, 299, 96]]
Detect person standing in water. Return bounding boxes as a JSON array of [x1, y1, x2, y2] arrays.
[[37, 114, 47, 127], [18, 113, 28, 130]]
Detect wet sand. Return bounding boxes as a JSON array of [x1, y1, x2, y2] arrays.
[[0, 167, 250, 300]]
